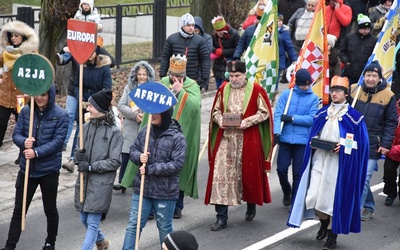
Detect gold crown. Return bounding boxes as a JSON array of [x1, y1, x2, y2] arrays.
[[169, 54, 187, 75], [211, 16, 226, 31], [331, 75, 349, 89]]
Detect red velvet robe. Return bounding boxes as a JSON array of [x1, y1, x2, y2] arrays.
[[204, 81, 273, 205]]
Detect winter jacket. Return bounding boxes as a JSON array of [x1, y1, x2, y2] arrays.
[[194, 16, 213, 54], [274, 85, 319, 145], [329, 48, 341, 81], [74, 0, 102, 32], [118, 61, 155, 154], [278, 26, 298, 70], [0, 21, 38, 109], [160, 32, 211, 83], [391, 50, 400, 100], [212, 26, 240, 79], [13, 85, 68, 177], [326, 0, 352, 39], [350, 80, 398, 159], [278, 0, 307, 25], [340, 32, 376, 82], [242, 15, 257, 30], [387, 101, 400, 162], [130, 120, 186, 200], [369, 4, 389, 24], [73, 54, 112, 102], [233, 24, 256, 60], [74, 111, 123, 216], [66, 47, 115, 97]]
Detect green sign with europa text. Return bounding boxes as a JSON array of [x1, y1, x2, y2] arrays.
[[12, 54, 54, 96]]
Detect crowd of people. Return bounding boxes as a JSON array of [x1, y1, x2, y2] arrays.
[[1, 0, 400, 249]]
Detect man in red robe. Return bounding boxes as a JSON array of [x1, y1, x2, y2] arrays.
[[204, 60, 273, 231]]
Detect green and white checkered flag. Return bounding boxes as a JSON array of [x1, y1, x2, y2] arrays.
[[244, 0, 279, 100]]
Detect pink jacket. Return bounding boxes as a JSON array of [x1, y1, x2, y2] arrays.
[[326, 0, 352, 39]]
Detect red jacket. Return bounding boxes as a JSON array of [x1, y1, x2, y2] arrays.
[[387, 101, 400, 162], [326, 0, 352, 39]]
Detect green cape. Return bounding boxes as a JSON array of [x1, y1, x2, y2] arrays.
[[121, 76, 201, 198]]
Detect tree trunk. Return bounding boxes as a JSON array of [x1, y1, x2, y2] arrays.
[[39, 0, 78, 95]]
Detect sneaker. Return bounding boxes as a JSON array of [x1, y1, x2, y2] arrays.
[[42, 243, 55, 250], [62, 159, 75, 173], [385, 196, 395, 206], [361, 209, 374, 221], [96, 238, 110, 250], [62, 143, 67, 151], [14, 157, 20, 165], [173, 209, 182, 219]]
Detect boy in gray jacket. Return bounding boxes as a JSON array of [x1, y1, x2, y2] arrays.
[[73, 89, 123, 250]]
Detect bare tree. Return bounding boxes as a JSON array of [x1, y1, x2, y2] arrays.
[[39, 0, 78, 94]]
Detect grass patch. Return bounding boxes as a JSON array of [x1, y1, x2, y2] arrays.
[[104, 41, 153, 66]]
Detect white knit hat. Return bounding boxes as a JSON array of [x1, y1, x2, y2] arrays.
[[180, 13, 195, 27]]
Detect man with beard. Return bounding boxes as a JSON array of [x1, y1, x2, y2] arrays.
[[205, 60, 273, 231]]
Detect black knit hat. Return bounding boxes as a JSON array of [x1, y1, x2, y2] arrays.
[[88, 89, 112, 113], [227, 60, 246, 73], [295, 69, 312, 86], [163, 230, 198, 250], [364, 60, 382, 78]]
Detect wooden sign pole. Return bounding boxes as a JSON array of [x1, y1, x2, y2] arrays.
[[21, 96, 35, 231]]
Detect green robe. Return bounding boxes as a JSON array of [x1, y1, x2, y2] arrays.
[[121, 76, 201, 199]]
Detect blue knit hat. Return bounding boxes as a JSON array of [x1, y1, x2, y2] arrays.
[[364, 60, 382, 78], [295, 69, 312, 86]]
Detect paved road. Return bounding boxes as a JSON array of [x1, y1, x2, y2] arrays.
[[1, 86, 400, 249]]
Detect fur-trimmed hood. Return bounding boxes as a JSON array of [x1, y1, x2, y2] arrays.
[[0, 21, 39, 54], [85, 54, 112, 68], [127, 61, 156, 88]]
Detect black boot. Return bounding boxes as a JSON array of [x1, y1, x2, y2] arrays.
[[323, 230, 337, 249], [316, 218, 330, 240], [245, 203, 256, 221]]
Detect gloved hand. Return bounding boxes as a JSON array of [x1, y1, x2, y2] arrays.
[[274, 134, 280, 146], [215, 48, 223, 56], [75, 149, 87, 162], [77, 161, 90, 173], [281, 114, 293, 123]]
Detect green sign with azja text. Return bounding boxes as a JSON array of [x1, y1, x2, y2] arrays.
[[12, 54, 54, 96]]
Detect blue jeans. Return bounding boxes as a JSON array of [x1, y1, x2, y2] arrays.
[[360, 159, 378, 212], [215, 78, 224, 89], [64, 95, 78, 145], [122, 193, 176, 249], [80, 212, 105, 250], [61, 52, 72, 64], [215, 204, 228, 223], [276, 143, 305, 199]]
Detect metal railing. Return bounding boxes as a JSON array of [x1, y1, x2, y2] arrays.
[[0, 0, 191, 68]]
